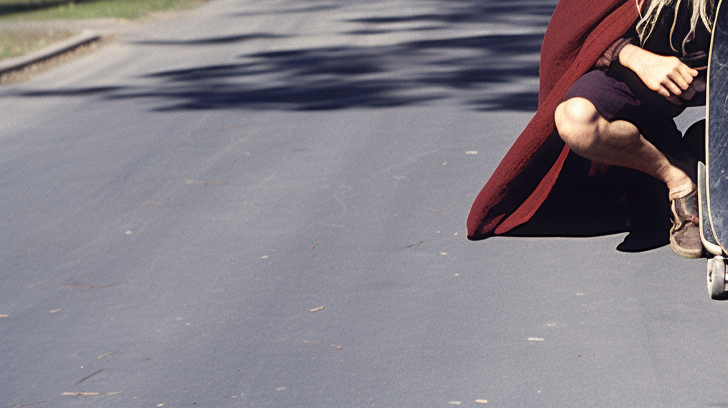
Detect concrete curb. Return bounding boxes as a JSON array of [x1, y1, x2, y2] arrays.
[[0, 30, 102, 76]]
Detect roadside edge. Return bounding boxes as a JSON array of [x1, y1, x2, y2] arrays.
[[0, 30, 101, 76]]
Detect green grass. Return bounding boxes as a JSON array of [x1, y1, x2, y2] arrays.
[[0, 0, 204, 61], [0, 29, 72, 58], [0, 0, 202, 21], [0, 0, 203, 60]]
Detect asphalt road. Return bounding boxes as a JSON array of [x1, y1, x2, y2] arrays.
[[0, 0, 725, 407]]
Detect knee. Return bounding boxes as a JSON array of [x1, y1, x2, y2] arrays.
[[554, 98, 600, 150]]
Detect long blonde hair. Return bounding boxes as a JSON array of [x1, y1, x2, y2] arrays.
[[635, 0, 715, 52]]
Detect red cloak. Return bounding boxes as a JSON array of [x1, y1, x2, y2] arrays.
[[466, 0, 641, 240]]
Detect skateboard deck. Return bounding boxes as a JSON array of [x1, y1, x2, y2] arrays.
[[707, 0, 728, 254], [699, 162, 723, 255]]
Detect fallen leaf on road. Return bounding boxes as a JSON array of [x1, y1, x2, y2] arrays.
[[304, 340, 341, 350], [75, 368, 105, 385], [8, 400, 46, 407], [61, 392, 100, 396], [405, 241, 424, 249], [310, 306, 325, 312], [61, 391, 122, 397], [310, 242, 319, 250]]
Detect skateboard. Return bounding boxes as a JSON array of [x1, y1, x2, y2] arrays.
[[701, 0, 728, 299]]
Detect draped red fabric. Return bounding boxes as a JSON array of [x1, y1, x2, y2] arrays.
[[466, 0, 641, 240]]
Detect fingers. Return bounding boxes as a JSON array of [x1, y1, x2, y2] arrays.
[[660, 61, 698, 97], [655, 84, 672, 98], [678, 64, 698, 86], [666, 63, 697, 95], [663, 80, 684, 96], [662, 81, 699, 104], [686, 66, 700, 78], [653, 79, 685, 98]]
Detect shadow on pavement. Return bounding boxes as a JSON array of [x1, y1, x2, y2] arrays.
[[506, 152, 672, 253], [230, 4, 341, 17], [14, 0, 555, 112], [344, 2, 556, 26], [133, 34, 290, 46], [507, 121, 707, 252]]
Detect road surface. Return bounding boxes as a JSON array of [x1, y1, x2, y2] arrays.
[[0, 0, 724, 407]]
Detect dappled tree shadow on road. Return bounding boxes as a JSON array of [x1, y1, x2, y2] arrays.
[[126, 32, 544, 111], [16, 0, 556, 112]]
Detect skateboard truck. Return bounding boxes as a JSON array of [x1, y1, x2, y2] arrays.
[[699, 162, 728, 299], [707, 256, 727, 299]]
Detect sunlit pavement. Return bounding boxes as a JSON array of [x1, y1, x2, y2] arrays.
[[0, 1, 723, 407]]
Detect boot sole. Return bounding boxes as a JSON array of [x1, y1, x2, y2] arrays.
[[670, 234, 704, 258]]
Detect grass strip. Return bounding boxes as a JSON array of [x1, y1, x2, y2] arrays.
[[0, 0, 201, 21], [0, 29, 72, 58]]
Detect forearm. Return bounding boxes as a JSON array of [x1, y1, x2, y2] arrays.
[[617, 43, 647, 72]]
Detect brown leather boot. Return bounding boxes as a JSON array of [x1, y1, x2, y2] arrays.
[[669, 189, 703, 258]]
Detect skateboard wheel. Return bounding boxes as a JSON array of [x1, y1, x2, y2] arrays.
[[707, 257, 726, 300]]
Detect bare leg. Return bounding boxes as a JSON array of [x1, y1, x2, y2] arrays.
[[554, 97, 694, 199]]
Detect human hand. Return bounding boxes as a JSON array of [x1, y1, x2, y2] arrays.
[[664, 77, 705, 105], [619, 44, 698, 100]]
